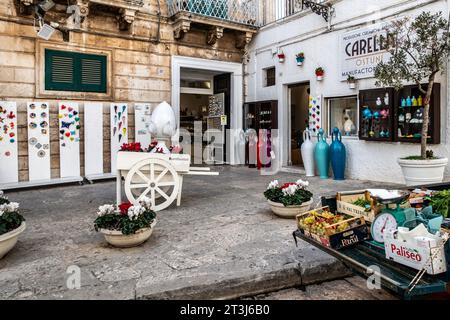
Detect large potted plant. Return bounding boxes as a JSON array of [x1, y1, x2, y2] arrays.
[[0, 191, 26, 259], [94, 196, 157, 248], [374, 11, 450, 186], [264, 179, 313, 218]]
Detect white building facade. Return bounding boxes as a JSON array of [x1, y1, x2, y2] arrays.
[[245, 0, 450, 183]]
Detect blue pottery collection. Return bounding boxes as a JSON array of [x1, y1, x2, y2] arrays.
[[314, 128, 330, 179], [330, 127, 346, 180]]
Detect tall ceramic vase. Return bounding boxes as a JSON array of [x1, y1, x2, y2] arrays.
[[330, 127, 346, 180], [301, 129, 315, 177], [314, 128, 330, 179]]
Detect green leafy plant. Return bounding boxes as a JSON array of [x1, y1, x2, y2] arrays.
[[427, 189, 450, 218], [374, 11, 450, 159], [0, 192, 25, 236], [94, 197, 156, 235], [347, 75, 356, 83], [352, 198, 371, 211], [264, 180, 313, 207]]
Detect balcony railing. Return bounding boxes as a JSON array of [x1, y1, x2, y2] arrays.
[[167, 0, 260, 27], [261, 0, 328, 25]]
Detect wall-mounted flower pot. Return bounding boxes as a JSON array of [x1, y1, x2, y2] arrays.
[[349, 82, 356, 89], [296, 58, 304, 66], [316, 75, 323, 81], [278, 55, 285, 63]]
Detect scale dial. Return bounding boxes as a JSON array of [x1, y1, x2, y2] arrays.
[[371, 213, 398, 243]]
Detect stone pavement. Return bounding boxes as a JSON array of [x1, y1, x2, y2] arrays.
[[0, 167, 400, 299]]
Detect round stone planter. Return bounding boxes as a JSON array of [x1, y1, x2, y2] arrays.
[[100, 220, 157, 248], [0, 222, 26, 259], [268, 199, 313, 219], [398, 157, 448, 186]]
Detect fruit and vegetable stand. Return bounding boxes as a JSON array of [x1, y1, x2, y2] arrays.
[[293, 183, 450, 299]]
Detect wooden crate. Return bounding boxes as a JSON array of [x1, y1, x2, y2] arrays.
[[336, 190, 380, 223], [296, 206, 369, 250]]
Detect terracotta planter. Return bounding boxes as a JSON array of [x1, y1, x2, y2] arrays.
[[268, 199, 313, 219], [0, 222, 26, 259], [100, 219, 157, 248], [398, 157, 448, 186]]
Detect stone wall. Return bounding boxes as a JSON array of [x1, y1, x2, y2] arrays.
[[0, 0, 244, 182]]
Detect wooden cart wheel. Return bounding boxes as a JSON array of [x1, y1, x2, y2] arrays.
[[124, 158, 180, 212]]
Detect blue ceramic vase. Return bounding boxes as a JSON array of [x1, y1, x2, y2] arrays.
[[314, 128, 330, 179], [330, 127, 346, 180]]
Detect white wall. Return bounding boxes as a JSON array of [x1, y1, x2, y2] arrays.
[[245, 0, 450, 183]]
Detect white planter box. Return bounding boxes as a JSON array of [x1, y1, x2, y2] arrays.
[[397, 157, 448, 186]]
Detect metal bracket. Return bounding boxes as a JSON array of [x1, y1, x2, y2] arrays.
[[302, 0, 334, 29]]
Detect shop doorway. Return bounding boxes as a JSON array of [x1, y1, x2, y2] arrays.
[[288, 83, 310, 168], [179, 68, 231, 164]]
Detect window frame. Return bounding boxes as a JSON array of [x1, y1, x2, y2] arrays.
[[325, 95, 359, 139], [263, 66, 276, 87], [37, 42, 112, 100]]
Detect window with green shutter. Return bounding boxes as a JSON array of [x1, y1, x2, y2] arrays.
[[45, 49, 107, 93]]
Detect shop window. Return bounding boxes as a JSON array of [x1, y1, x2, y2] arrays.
[[264, 67, 276, 87], [326, 96, 358, 137], [45, 49, 107, 93]]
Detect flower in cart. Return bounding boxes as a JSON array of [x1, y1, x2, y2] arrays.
[[148, 139, 158, 152], [118, 202, 133, 215]]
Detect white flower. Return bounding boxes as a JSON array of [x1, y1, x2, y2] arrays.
[[6, 202, 19, 212], [267, 180, 279, 190], [97, 204, 115, 217], [282, 184, 298, 196], [127, 205, 145, 221], [296, 179, 309, 189], [139, 196, 153, 211]]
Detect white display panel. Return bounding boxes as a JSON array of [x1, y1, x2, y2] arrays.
[[110, 103, 128, 173], [134, 103, 152, 148], [27, 102, 51, 181], [0, 102, 19, 184], [58, 102, 81, 178], [84, 102, 104, 177]]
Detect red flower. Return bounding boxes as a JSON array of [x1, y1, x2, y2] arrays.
[[120, 142, 142, 152], [118, 202, 132, 215], [281, 182, 297, 189]]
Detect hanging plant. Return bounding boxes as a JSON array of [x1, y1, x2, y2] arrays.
[[296, 52, 305, 66], [347, 75, 356, 89], [315, 67, 324, 81]]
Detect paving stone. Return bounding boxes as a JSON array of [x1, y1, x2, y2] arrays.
[[1, 167, 401, 299]]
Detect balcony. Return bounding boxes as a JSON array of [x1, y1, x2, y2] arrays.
[[167, 0, 259, 47], [261, 0, 330, 25]]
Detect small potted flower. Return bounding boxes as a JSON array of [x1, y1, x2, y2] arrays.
[[0, 191, 26, 259], [277, 50, 286, 63], [347, 75, 356, 89], [94, 196, 157, 248], [315, 67, 324, 81], [264, 179, 313, 218], [296, 52, 305, 66]]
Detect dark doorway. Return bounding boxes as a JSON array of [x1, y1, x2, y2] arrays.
[[289, 83, 310, 167], [213, 73, 231, 163]]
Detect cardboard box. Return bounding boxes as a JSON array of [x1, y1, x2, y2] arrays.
[[384, 230, 447, 275], [296, 206, 370, 250], [336, 190, 380, 223]]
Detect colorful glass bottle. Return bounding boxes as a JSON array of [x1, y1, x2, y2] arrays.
[[406, 96, 412, 107], [418, 95, 423, 106]]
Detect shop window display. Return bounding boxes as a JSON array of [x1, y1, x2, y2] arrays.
[[326, 96, 358, 137], [359, 88, 394, 141]]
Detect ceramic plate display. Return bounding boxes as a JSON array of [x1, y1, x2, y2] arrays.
[[27, 102, 51, 181], [134, 103, 152, 148], [308, 95, 322, 135], [0, 102, 19, 184], [84, 102, 104, 177], [110, 103, 128, 173], [58, 102, 81, 178]]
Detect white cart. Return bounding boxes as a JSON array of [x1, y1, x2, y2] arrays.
[[116, 151, 218, 212]]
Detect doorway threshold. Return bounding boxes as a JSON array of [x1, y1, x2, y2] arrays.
[[280, 166, 306, 174]]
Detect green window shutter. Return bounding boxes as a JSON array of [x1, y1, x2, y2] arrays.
[[45, 49, 107, 93]]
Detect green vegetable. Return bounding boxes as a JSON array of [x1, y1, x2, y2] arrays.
[[427, 189, 450, 218], [352, 198, 371, 212]]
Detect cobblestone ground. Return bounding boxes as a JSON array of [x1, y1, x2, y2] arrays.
[[1, 166, 401, 299]]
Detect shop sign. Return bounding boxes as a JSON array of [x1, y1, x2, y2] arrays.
[[340, 23, 391, 80]]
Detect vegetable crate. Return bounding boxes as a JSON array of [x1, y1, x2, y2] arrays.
[[296, 206, 370, 250], [336, 190, 380, 223]]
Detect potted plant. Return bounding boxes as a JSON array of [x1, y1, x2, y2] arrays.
[[315, 67, 324, 81], [296, 52, 305, 66], [94, 196, 157, 248], [374, 11, 450, 186], [264, 179, 313, 218], [347, 75, 356, 89], [0, 191, 26, 259], [277, 50, 285, 63]]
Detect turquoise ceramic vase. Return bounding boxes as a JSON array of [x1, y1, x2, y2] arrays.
[[314, 128, 330, 179], [330, 127, 346, 180]]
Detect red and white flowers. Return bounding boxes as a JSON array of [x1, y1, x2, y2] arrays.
[[264, 179, 313, 207]]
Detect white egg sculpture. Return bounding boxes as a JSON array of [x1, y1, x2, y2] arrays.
[[148, 101, 177, 154]]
